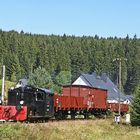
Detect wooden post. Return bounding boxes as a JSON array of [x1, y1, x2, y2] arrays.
[[113, 58, 127, 116], [118, 59, 121, 116], [1, 65, 5, 104]]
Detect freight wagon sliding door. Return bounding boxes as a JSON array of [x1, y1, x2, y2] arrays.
[[92, 89, 107, 109]]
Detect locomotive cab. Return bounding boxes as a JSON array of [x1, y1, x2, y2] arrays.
[[8, 86, 54, 120]]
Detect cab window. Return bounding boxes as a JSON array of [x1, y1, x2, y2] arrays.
[[35, 92, 44, 101]]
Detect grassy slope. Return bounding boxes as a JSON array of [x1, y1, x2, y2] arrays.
[[0, 80, 15, 98], [0, 119, 140, 140]]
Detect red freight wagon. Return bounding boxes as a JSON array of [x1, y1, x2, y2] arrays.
[[93, 88, 107, 110], [108, 103, 129, 113], [54, 95, 85, 111], [62, 85, 107, 111]]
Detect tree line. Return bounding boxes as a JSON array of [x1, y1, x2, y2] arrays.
[[0, 29, 140, 95]]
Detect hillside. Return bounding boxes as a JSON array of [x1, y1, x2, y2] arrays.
[[0, 30, 140, 94], [0, 80, 15, 98], [0, 119, 140, 140]]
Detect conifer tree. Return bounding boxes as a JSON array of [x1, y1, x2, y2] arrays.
[[56, 71, 72, 86], [131, 84, 140, 126], [28, 67, 52, 88]]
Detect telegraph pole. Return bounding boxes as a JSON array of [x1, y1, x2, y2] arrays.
[[1, 65, 5, 104], [113, 58, 127, 116], [118, 59, 121, 116]]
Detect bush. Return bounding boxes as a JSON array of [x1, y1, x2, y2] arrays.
[[131, 84, 140, 126]]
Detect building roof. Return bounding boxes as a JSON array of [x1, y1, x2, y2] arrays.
[[16, 79, 28, 88], [73, 72, 126, 101], [125, 95, 134, 102]]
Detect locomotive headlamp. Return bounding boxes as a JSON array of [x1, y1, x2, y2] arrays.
[[20, 100, 24, 105]]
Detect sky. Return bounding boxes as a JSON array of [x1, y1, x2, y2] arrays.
[[0, 0, 140, 38]]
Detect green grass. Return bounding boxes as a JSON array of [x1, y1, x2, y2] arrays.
[[0, 119, 140, 140], [0, 80, 15, 98]]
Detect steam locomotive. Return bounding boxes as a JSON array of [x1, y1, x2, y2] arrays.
[[0, 84, 129, 121]]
